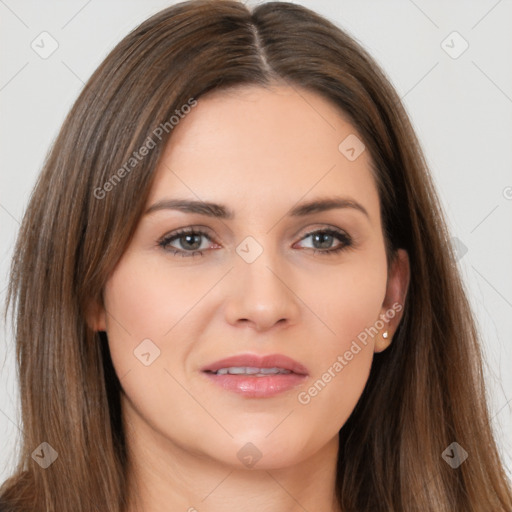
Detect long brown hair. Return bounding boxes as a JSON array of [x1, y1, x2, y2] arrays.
[[2, 1, 511, 510]]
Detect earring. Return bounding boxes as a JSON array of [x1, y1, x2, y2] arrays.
[[382, 331, 389, 339]]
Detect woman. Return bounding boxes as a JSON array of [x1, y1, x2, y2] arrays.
[[1, 0, 511, 510]]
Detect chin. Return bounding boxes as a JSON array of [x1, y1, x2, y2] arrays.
[[220, 432, 315, 470]]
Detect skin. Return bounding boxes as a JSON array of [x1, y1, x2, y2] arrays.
[[90, 84, 410, 512]]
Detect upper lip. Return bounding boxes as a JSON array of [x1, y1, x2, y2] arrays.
[[201, 353, 309, 376]]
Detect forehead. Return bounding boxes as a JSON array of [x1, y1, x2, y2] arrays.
[[147, 84, 380, 225]]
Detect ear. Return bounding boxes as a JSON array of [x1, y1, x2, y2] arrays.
[[374, 248, 410, 353], [85, 297, 107, 332]]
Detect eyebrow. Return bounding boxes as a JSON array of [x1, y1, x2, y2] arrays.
[[144, 196, 369, 220]]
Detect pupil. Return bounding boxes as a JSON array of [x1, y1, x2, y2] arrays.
[[314, 233, 333, 249], [182, 234, 201, 250]]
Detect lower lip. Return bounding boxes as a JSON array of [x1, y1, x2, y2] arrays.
[[202, 372, 307, 398]]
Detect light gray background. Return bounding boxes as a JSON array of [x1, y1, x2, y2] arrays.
[[1, 0, 511, 481]]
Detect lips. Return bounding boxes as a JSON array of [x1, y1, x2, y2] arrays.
[[200, 353, 309, 398], [201, 353, 309, 376]]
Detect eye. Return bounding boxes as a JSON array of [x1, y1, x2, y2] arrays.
[[295, 228, 353, 255], [157, 227, 217, 257], [157, 226, 353, 258]]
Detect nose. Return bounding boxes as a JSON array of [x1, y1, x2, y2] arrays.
[[223, 247, 301, 332]]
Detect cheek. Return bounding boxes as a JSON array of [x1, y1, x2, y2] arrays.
[[296, 250, 386, 426], [296, 342, 373, 441], [100, 253, 193, 386], [101, 251, 225, 397], [104, 252, 209, 340], [101, 254, 198, 437], [297, 273, 381, 431], [309, 248, 387, 345]]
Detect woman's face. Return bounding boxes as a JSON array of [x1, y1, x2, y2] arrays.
[[93, 84, 409, 470]]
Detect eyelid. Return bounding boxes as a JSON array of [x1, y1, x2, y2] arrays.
[[157, 226, 217, 247], [158, 223, 350, 244], [295, 223, 348, 237]]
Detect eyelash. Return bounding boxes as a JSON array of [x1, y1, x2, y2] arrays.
[[157, 227, 353, 258]]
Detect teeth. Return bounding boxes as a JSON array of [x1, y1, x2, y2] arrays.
[[215, 366, 292, 376]]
